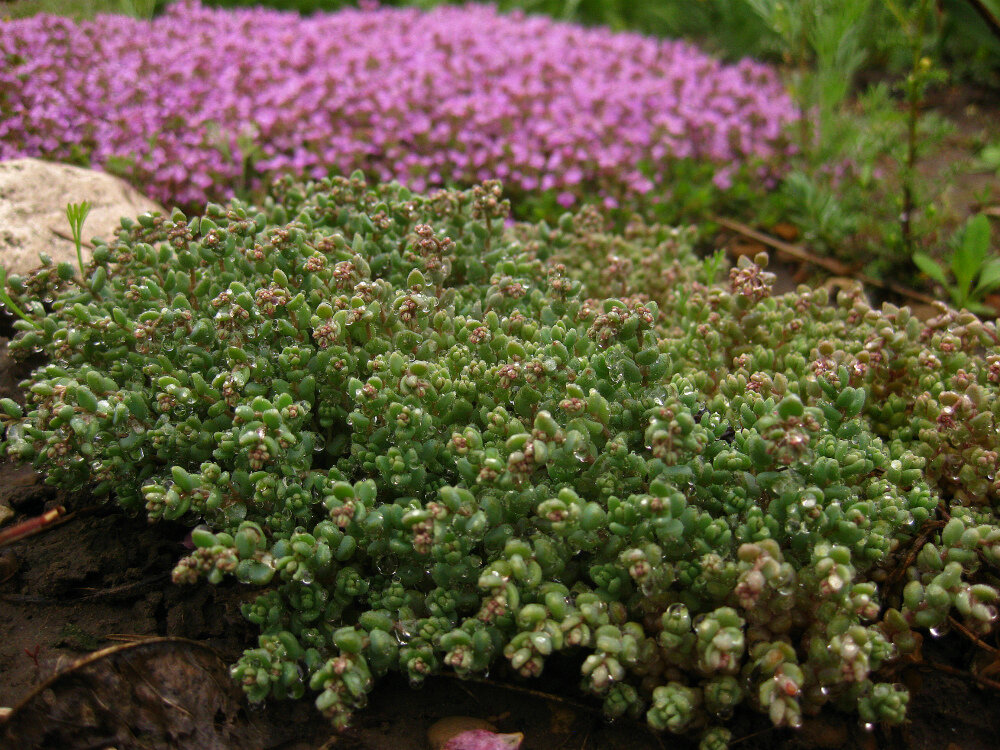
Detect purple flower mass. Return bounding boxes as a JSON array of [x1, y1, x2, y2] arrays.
[[0, 1, 797, 208]]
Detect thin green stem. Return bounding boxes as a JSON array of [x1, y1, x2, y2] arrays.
[[886, 0, 933, 257], [66, 200, 92, 281]]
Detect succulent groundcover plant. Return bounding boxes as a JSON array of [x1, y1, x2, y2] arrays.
[[0, 1, 795, 209], [2, 177, 999, 748]]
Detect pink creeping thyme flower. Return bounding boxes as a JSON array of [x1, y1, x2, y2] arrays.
[[0, 1, 796, 208]]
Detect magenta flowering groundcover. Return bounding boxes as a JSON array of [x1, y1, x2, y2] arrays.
[[0, 1, 797, 209]]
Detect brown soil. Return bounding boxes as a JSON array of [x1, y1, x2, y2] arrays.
[[1, 318, 1000, 749]]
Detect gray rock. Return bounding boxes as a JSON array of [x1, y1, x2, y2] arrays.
[[0, 158, 163, 276]]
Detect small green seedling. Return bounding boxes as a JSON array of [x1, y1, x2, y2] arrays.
[[65, 200, 92, 280], [913, 213, 1000, 314]]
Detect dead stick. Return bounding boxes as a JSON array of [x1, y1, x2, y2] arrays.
[[103, 634, 162, 643], [730, 726, 777, 746], [712, 216, 942, 307], [439, 673, 595, 713], [50, 228, 95, 250], [714, 216, 853, 275], [948, 616, 1000, 655], [0, 506, 67, 547], [887, 520, 947, 586], [77, 572, 170, 600], [919, 660, 1000, 692]]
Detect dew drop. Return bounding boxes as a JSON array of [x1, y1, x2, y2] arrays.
[[395, 620, 415, 645], [929, 624, 949, 638], [666, 603, 687, 618], [376, 554, 399, 575]]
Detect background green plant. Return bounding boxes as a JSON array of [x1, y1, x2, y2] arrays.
[[0, 0, 166, 19], [914, 213, 1000, 313]]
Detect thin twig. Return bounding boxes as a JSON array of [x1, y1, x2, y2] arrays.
[[730, 725, 777, 746], [0, 593, 56, 604], [0, 506, 69, 547], [103, 634, 162, 643], [715, 216, 854, 275], [0, 573, 167, 604], [50, 227, 95, 250], [713, 216, 942, 306], [77, 572, 170, 601], [439, 673, 595, 713], [918, 660, 1000, 691], [948, 616, 1000, 655], [453, 678, 484, 707], [886, 520, 947, 586]]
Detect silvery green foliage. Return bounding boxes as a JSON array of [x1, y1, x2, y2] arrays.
[[2, 176, 999, 745]]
